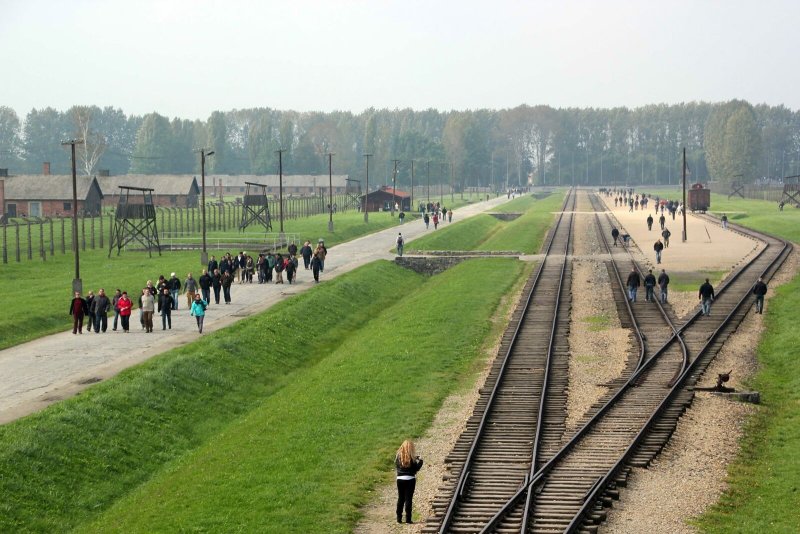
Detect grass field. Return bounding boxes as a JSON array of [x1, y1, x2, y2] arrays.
[[408, 191, 563, 254], [0, 258, 528, 533], [0, 211, 412, 351]]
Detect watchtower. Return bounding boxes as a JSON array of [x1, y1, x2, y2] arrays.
[[728, 181, 745, 199], [779, 175, 800, 207], [344, 177, 362, 211], [239, 181, 272, 232], [108, 186, 161, 257]]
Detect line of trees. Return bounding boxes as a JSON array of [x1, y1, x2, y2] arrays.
[[1, 101, 799, 190]]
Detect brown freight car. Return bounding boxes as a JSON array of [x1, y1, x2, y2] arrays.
[[688, 183, 710, 213]]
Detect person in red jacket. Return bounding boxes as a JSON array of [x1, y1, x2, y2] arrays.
[[117, 291, 133, 333], [69, 291, 89, 334]]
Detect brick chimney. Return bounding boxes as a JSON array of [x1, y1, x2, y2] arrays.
[[43, 162, 51, 175]]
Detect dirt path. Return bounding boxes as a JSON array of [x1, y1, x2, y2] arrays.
[[0, 195, 512, 424]]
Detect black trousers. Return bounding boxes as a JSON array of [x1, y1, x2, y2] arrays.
[[93, 313, 108, 333], [161, 311, 171, 329], [213, 286, 221, 304], [396, 478, 416, 520], [201, 288, 211, 304], [223, 285, 231, 303]]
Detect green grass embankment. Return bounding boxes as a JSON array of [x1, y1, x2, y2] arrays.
[[409, 192, 563, 254], [0, 258, 527, 533]]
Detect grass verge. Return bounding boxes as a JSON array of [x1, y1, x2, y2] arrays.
[[79, 258, 525, 533], [408, 192, 563, 253]]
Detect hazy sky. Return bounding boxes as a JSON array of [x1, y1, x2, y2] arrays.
[[2, 0, 799, 120]]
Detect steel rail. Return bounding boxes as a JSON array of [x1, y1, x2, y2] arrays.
[[479, 197, 787, 534], [436, 187, 576, 534]]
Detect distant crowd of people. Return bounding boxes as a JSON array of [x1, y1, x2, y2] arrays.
[[68, 239, 330, 335], [602, 188, 769, 317]]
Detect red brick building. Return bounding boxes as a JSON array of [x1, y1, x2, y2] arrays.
[[0, 175, 103, 217]]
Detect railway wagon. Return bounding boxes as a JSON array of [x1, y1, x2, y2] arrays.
[[688, 183, 710, 213]]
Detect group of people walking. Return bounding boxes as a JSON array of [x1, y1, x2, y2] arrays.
[[69, 239, 332, 335]]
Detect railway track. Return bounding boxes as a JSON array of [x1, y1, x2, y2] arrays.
[[422, 188, 577, 533], [476, 193, 791, 533]]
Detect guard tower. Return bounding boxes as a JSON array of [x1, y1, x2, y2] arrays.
[[779, 175, 800, 207], [344, 177, 362, 211], [728, 181, 745, 199], [108, 186, 161, 257], [239, 181, 272, 232]]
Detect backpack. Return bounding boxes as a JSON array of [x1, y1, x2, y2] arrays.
[[397, 237, 404, 246]]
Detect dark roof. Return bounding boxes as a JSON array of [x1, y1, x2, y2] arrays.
[[1, 175, 102, 200], [362, 186, 411, 199], [98, 175, 199, 195]]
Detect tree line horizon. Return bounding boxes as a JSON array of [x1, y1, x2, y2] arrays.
[[0, 100, 796, 191]]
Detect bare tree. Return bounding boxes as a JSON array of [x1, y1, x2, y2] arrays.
[[71, 106, 107, 176]]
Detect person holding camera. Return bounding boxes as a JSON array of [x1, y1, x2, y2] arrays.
[[395, 439, 424, 524]]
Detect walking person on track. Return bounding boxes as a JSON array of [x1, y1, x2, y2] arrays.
[[199, 269, 213, 305], [395, 439, 424, 524], [626, 268, 641, 303], [654, 238, 664, 264], [221, 270, 233, 304], [141, 287, 155, 333], [699, 278, 715, 316], [111, 289, 122, 331], [752, 277, 768, 314], [300, 240, 313, 270], [168, 272, 181, 310], [69, 291, 89, 335], [184, 273, 198, 309], [658, 269, 670, 304], [212, 269, 222, 305], [659, 213, 666, 230], [611, 227, 620, 246], [661, 227, 671, 248], [721, 213, 729, 230], [644, 269, 657, 303], [647, 214, 653, 231], [396, 232, 404, 257]]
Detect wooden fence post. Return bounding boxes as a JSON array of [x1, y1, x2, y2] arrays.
[[40, 219, 46, 261], [91, 216, 96, 249], [99, 213, 104, 249], [81, 215, 86, 251], [1, 223, 7, 264], [27, 220, 33, 260], [14, 221, 21, 262]]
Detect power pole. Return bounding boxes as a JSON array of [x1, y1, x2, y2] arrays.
[[327, 152, 335, 232], [410, 160, 415, 211], [391, 159, 400, 216], [276, 148, 286, 237], [196, 147, 214, 265], [363, 154, 372, 223], [62, 138, 84, 293], [426, 160, 431, 205]]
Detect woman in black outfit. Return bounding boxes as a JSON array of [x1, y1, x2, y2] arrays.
[[395, 439, 423, 524]]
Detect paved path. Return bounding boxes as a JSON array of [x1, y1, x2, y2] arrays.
[[0, 195, 513, 424]]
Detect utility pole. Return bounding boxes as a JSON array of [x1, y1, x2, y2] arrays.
[[62, 138, 84, 293], [363, 153, 371, 223], [410, 160, 415, 211], [391, 159, 400, 216], [196, 148, 214, 265], [426, 160, 431, 205], [682, 147, 688, 242], [327, 152, 335, 232], [276, 148, 286, 237], [450, 163, 454, 204]]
